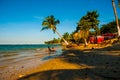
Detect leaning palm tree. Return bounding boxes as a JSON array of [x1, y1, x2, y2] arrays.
[[112, 0, 120, 38], [41, 15, 69, 45]]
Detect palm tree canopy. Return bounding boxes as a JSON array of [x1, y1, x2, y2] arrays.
[[76, 11, 100, 35], [41, 15, 60, 33], [75, 11, 100, 45], [41, 15, 69, 45], [77, 11, 99, 31]]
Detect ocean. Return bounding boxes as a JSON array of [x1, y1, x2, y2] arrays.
[[0, 44, 61, 52], [0, 44, 62, 68]]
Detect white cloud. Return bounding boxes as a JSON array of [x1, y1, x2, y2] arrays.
[[33, 16, 44, 20]]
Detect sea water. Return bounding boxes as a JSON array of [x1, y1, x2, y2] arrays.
[[0, 44, 62, 68], [0, 44, 61, 52]]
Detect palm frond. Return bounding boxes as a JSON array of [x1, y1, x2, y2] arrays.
[[42, 21, 49, 26], [41, 27, 49, 31], [55, 20, 60, 25]]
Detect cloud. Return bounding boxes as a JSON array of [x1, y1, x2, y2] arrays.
[[33, 16, 44, 19]]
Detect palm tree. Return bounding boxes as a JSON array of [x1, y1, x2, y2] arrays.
[[112, 0, 120, 39], [62, 32, 72, 41], [76, 11, 100, 46], [41, 15, 69, 45]]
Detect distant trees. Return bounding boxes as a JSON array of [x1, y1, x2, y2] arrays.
[[41, 15, 69, 45], [44, 38, 61, 44], [100, 20, 120, 34], [44, 32, 72, 44], [62, 32, 72, 42]]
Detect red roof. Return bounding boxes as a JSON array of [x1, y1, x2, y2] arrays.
[[102, 33, 117, 36]]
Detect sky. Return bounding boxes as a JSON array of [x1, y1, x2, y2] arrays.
[[0, 0, 120, 44]]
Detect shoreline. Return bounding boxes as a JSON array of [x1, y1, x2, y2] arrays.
[[0, 46, 62, 80]]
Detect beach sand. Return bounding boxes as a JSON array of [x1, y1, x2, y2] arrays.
[[18, 43, 120, 80], [0, 43, 120, 80]]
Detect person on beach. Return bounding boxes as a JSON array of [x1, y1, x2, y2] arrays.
[[51, 47, 56, 52], [48, 46, 52, 52], [48, 46, 56, 54]]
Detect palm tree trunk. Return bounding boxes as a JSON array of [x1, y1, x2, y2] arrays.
[[55, 30, 69, 45], [51, 25, 69, 45], [112, 0, 120, 38], [84, 38, 88, 46]]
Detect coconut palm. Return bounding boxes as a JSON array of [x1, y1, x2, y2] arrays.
[[76, 11, 100, 45], [112, 0, 120, 38], [62, 32, 72, 41], [41, 15, 69, 45]]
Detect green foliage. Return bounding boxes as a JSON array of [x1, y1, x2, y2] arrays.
[[41, 15, 69, 45], [41, 12, 119, 45], [44, 38, 61, 44], [76, 11, 100, 44], [77, 11, 99, 29], [89, 31, 96, 36], [41, 15, 60, 33], [62, 32, 72, 41], [100, 20, 120, 34]]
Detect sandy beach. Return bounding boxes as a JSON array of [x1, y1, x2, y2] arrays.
[[0, 43, 120, 80], [18, 43, 120, 80]]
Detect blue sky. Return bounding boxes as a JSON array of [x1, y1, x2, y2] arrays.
[[0, 0, 120, 44]]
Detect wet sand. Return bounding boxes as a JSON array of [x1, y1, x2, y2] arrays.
[[0, 53, 47, 80]]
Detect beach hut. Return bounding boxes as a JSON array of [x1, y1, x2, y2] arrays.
[[102, 33, 117, 40], [90, 36, 104, 44]]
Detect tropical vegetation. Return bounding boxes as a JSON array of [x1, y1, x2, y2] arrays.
[[74, 11, 100, 46], [41, 15, 69, 45], [44, 38, 61, 44], [41, 9, 119, 45], [100, 20, 120, 34]]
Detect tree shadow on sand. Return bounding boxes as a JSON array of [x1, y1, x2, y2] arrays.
[[19, 44, 120, 80]]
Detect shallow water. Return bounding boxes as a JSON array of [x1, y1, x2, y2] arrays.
[[0, 44, 63, 80], [0, 44, 62, 69]]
